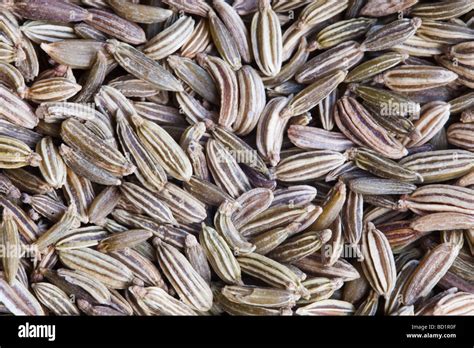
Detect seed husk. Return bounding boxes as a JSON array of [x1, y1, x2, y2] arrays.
[[144, 15, 195, 60], [402, 242, 460, 305], [335, 96, 408, 159], [250, 0, 282, 77], [154, 239, 213, 312], [106, 39, 183, 92], [361, 222, 397, 298], [0, 0, 472, 318]]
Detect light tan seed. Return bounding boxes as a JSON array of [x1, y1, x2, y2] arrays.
[[282, 70, 347, 118], [0, 211, 20, 285], [214, 201, 255, 255], [129, 286, 196, 316], [375, 65, 458, 92], [273, 150, 347, 182], [361, 222, 397, 298], [237, 252, 309, 298], [144, 15, 195, 60], [200, 224, 242, 284], [58, 247, 135, 289], [107, 0, 172, 24], [41, 40, 109, 69], [24, 77, 82, 103], [31, 282, 80, 315], [256, 96, 290, 166], [184, 234, 212, 285], [296, 299, 355, 316], [0, 84, 38, 129], [154, 239, 213, 312], [399, 149, 474, 183], [402, 242, 460, 305], [222, 284, 299, 308], [97, 229, 153, 253], [447, 122, 474, 151], [234, 65, 266, 136], [251, 0, 282, 77]]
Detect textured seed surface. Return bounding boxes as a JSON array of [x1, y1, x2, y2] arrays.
[[0, 0, 471, 318]]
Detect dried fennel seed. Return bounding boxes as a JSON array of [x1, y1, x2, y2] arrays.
[[0, 0, 472, 317]]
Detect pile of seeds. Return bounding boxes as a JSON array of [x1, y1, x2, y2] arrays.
[[0, 0, 473, 316]]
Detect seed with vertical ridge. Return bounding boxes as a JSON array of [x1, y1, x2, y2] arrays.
[[200, 224, 242, 284], [402, 242, 460, 305], [214, 200, 256, 255], [360, 18, 422, 51], [197, 53, 239, 128], [296, 41, 363, 84], [206, 139, 251, 198], [106, 40, 183, 92], [237, 252, 310, 298], [61, 118, 135, 176], [154, 239, 213, 312], [361, 222, 397, 298], [375, 65, 458, 92], [282, 70, 347, 118], [234, 65, 266, 136], [32, 282, 80, 315], [36, 136, 66, 189], [251, 0, 282, 77], [399, 149, 474, 183], [24, 77, 82, 103], [335, 96, 408, 159], [208, 9, 241, 71], [347, 147, 422, 183], [0, 211, 20, 284], [167, 55, 218, 104], [107, 0, 173, 24], [144, 15, 195, 60], [296, 299, 355, 316], [184, 234, 212, 285], [0, 136, 41, 168], [84, 8, 146, 45], [274, 150, 347, 182], [58, 247, 135, 290]]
